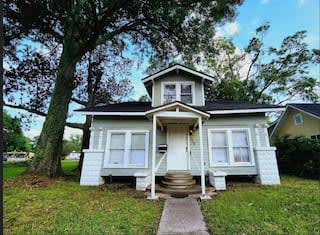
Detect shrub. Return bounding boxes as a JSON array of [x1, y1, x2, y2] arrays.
[[274, 135, 320, 179]]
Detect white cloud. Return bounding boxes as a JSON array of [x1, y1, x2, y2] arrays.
[[64, 127, 82, 140], [224, 22, 240, 37], [260, 0, 270, 4]]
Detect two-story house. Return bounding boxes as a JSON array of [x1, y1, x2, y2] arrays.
[[76, 64, 284, 199]]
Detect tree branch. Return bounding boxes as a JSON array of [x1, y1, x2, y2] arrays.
[[4, 102, 84, 129], [65, 122, 84, 130], [4, 102, 47, 116], [71, 98, 87, 106]]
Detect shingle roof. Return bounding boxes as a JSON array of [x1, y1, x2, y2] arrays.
[[76, 102, 151, 112], [76, 100, 283, 114], [288, 103, 320, 118], [197, 100, 282, 111]]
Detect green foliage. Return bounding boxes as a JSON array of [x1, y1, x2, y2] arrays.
[[150, 23, 319, 104], [202, 176, 320, 234], [62, 135, 82, 157], [3, 112, 32, 152], [274, 136, 320, 179]]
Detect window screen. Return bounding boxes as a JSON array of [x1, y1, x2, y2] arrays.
[[180, 84, 193, 104], [211, 131, 228, 163], [164, 84, 176, 103], [109, 133, 125, 165], [129, 133, 146, 166], [232, 131, 250, 162]]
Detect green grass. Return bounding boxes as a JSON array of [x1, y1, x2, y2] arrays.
[[202, 176, 320, 235], [4, 161, 29, 179], [3, 160, 79, 180], [5, 162, 320, 234], [4, 160, 163, 235]]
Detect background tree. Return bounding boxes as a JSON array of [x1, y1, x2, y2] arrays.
[[4, 0, 243, 177], [149, 23, 320, 104], [62, 135, 82, 157], [3, 112, 32, 152]]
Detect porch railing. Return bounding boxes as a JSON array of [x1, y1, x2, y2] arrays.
[[155, 152, 167, 172]]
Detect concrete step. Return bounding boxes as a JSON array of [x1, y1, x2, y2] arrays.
[[161, 179, 196, 186], [162, 171, 196, 190]]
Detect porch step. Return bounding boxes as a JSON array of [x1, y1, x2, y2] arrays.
[[162, 171, 195, 189]]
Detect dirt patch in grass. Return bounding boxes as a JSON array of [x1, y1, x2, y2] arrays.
[[4, 174, 66, 189]]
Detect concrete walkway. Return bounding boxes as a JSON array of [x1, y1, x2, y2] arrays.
[[157, 198, 210, 235]]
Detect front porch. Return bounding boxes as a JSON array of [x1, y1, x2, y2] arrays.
[[145, 101, 211, 200]]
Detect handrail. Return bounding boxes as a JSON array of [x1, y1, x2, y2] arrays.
[[155, 152, 167, 172]]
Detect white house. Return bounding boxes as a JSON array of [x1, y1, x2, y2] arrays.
[[76, 64, 284, 199]]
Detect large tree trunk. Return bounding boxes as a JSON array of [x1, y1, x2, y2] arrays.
[[77, 115, 91, 172], [28, 44, 78, 177]]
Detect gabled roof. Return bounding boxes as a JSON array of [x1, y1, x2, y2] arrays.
[[287, 103, 320, 119], [142, 64, 215, 83], [145, 101, 210, 118], [269, 103, 320, 138], [75, 100, 284, 116]]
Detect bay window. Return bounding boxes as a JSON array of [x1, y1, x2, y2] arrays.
[[162, 82, 194, 104], [208, 128, 253, 166], [105, 130, 149, 168]]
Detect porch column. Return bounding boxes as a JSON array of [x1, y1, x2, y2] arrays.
[[148, 115, 158, 199], [89, 127, 95, 149], [198, 117, 206, 196]]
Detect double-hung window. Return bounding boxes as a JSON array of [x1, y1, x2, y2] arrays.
[[180, 84, 193, 103], [162, 82, 194, 104], [210, 131, 228, 165], [105, 130, 149, 168], [208, 128, 253, 166], [163, 84, 177, 103], [232, 131, 250, 163], [109, 133, 125, 165]]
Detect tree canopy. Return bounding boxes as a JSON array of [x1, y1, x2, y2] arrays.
[[149, 23, 320, 104], [4, 0, 244, 177]]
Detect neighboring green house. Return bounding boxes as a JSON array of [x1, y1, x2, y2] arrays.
[[269, 104, 320, 143], [76, 64, 284, 199]]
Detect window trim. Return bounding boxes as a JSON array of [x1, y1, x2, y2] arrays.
[[104, 130, 149, 168], [161, 81, 195, 105], [293, 113, 303, 125], [208, 128, 255, 167]]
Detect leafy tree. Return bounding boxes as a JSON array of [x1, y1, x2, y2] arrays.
[[4, 0, 243, 177], [62, 135, 82, 157], [4, 44, 133, 171], [3, 112, 32, 152], [149, 23, 320, 104]]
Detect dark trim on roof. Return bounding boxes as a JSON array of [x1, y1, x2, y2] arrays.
[[141, 63, 215, 83]]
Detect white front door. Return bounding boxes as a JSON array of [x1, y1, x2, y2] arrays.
[[167, 125, 188, 171]]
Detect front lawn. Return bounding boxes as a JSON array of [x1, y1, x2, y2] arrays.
[[4, 161, 163, 235], [202, 176, 320, 234], [4, 160, 79, 180]]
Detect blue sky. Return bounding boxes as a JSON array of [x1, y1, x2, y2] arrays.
[[6, 0, 320, 139]]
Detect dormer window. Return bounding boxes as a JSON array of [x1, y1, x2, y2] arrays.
[[163, 84, 177, 103], [162, 82, 195, 104]]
